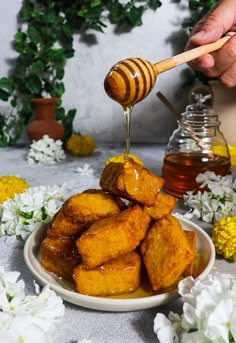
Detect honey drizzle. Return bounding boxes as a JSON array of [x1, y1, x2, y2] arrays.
[[123, 106, 133, 158]]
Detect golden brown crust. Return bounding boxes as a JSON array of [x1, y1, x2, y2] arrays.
[[144, 192, 177, 220], [82, 189, 128, 211], [140, 214, 194, 291], [77, 205, 151, 269], [63, 192, 121, 223], [182, 230, 197, 277], [47, 207, 89, 238], [100, 160, 165, 207], [73, 251, 141, 296], [41, 236, 81, 282]]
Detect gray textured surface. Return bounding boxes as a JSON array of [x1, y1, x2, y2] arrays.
[[0, 144, 235, 343]]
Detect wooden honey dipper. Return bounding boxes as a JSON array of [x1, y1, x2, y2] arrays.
[[104, 32, 235, 107]]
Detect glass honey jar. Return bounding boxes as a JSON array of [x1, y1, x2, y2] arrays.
[[162, 93, 231, 198]]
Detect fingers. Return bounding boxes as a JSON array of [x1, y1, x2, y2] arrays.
[[188, 54, 215, 71], [209, 34, 236, 74], [185, 0, 236, 87], [189, 34, 236, 79], [189, 0, 236, 46], [219, 61, 236, 87]]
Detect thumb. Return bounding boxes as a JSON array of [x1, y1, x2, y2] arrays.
[[190, 0, 236, 44]]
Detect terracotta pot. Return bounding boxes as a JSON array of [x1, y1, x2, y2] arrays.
[[27, 98, 64, 141]]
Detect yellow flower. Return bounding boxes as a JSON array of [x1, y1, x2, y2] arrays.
[[228, 144, 236, 168], [212, 144, 236, 167], [0, 176, 29, 204], [211, 145, 228, 158], [66, 134, 95, 156], [211, 215, 236, 261], [104, 153, 144, 166]]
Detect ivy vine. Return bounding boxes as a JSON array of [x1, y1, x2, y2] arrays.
[[0, 0, 162, 142]]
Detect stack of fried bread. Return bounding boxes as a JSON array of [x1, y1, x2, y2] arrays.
[[41, 158, 196, 297]]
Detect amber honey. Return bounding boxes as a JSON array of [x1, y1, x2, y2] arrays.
[[162, 152, 231, 198]]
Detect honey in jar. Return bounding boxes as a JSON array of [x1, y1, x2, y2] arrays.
[[162, 94, 231, 198]]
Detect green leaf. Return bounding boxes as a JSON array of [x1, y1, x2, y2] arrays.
[[41, 207, 48, 221], [56, 107, 77, 142], [148, 0, 162, 9], [17, 210, 33, 220], [127, 5, 144, 27], [25, 75, 42, 95], [62, 24, 73, 39], [44, 11, 58, 25], [108, 3, 126, 25], [19, 4, 31, 21], [31, 60, 45, 72], [28, 25, 41, 44], [14, 31, 28, 54], [55, 66, 65, 80], [0, 89, 10, 101], [0, 77, 12, 90], [64, 48, 75, 59], [91, 0, 101, 7], [78, 6, 102, 20], [51, 82, 65, 98]]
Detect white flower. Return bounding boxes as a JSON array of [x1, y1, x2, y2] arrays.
[[154, 313, 179, 343], [0, 185, 66, 240], [27, 135, 66, 165], [76, 164, 94, 176], [184, 172, 236, 223], [196, 171, 219, 187], [154, 273, 236, 343], [0, 267, 64, 343], [207, 175, 233, 196]]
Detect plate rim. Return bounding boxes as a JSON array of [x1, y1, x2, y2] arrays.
[[23, 216, 215, 312]]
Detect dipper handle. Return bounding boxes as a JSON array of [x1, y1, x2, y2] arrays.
[[104, 33, 235, 107], [154, 32, 235, 75]]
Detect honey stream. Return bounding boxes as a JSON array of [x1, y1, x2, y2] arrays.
[[123, 106, 133, 158]]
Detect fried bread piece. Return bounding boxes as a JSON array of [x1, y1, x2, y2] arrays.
[[140, 214, 194, 291], [100, 159, 165, 207], [41, 236, 81, 282], [77, 205, 151, 269], [73, 251, 141, 296], [182, 230, 197, 277], [63, 191, 121, 223], [82, 189, 128, 211], [47, 207, 89, 238], [144, 192, 177, 220]]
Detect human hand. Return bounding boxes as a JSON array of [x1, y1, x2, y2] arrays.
[[185, 0, 236, 87]]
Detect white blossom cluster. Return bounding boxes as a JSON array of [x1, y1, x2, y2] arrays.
[[183, 171, 236, 223], [154, 272, 236, 343], [27, 135, 66, 165], [0, 185, 65, 240], [0, 267, 64, 343]]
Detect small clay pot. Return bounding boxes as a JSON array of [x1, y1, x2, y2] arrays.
[[27, 98, 64, 141]]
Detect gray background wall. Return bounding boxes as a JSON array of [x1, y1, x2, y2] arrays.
[[0, 0, 192, 144]]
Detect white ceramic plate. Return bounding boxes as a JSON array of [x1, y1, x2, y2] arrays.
[[24, 216, 215, 312]]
